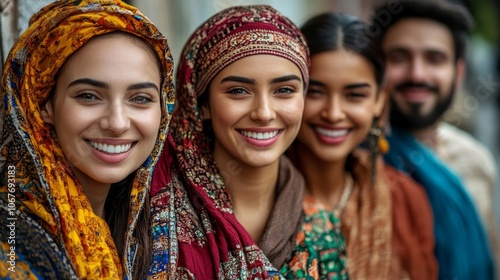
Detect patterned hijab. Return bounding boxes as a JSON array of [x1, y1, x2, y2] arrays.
[[150, 5, 308, 279], [0, 0, 174, 279]]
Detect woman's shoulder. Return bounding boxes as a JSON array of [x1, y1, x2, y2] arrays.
[[382, 162, 434, 232], [382, 164, 438, 279], [383, 163, 427, 196]]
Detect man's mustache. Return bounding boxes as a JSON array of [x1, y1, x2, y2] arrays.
[[395, 82, 438, 93]]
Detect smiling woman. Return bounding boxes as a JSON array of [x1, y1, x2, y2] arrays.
[[149, 5, 308, 279], [207, 55, 304, 170], [42, 33, 162, 216], [281, 12, 437, 279], [0, 1, 174, 279]]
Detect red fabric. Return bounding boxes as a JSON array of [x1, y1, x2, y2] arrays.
[[385, 165, 438, 280], [150, 136, 275, 279]]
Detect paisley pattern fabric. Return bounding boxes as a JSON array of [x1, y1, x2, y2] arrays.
[[149, 5, 309, 279], [0, 1, 175, 279]]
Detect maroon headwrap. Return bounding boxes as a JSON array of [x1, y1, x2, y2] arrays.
[[190, 5, 310, 95]]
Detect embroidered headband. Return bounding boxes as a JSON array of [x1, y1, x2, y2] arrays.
[[178, 5, 310, 96]]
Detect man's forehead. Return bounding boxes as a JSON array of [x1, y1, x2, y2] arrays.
[[382, 18, 455, 55]]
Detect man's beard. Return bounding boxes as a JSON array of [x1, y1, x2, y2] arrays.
[[390, 82, 455, 130]]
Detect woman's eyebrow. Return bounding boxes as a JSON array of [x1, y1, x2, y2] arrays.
[[220, 76, 256, 84], [269, 74, 301, 84], [345, 83, 371, 89], [67, 78, 159, 91], [68, 78, 108, 89]]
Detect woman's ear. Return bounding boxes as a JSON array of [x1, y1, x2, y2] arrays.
[[41, 99, 55, 125]]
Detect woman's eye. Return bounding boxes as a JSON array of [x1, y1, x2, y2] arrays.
[[275, 87, 296, 95], [75, 92, 99, 102], [347, 92, 367, 99], [306, 88, 323, 97], [131, 95, 153, 104], [227, 87, 248, 95]]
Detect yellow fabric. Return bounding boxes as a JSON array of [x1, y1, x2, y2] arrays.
[[0, 0, 175, 279]]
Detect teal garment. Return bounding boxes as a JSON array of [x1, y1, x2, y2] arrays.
[[280, 197, 348, 279], [384, 127, 494, 280]]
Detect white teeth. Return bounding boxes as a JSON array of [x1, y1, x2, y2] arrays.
[[239, 130, 279, 140], [89, 141, 132, 154], [315, 127, 349, 138]]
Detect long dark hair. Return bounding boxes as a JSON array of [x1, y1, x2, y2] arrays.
[[104, 172, 150, 278]]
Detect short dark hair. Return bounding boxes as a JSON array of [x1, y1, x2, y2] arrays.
[[301, 12, 385, 87], [371, 0, 474, 60]]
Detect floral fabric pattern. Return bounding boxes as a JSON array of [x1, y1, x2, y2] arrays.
[[281, 197, 348, 280]]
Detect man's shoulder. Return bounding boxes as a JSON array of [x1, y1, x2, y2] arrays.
[[438, 122, 491, 153], [437, 122, 497, 174]]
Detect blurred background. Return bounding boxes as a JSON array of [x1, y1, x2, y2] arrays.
[[1, 0, 499, 234]]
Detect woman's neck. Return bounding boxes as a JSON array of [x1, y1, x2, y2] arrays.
[[296, 147, 348, 208], [71, 167, 111, 217], [214, 154, 279, 243]]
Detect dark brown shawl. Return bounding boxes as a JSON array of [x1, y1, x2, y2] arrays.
[[259, 156, 305, 268]]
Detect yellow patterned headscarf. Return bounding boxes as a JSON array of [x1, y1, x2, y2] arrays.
[[0, 0, 174, 279]]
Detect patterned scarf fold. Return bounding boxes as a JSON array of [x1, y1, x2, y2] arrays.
[[0, 1, 175, 279], [384, 127, 494, 279], [341, 150, 392, 279], [149, 5, 309, 279], [150, 137, 281, 279]]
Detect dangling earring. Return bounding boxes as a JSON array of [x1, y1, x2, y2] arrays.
[[367, 117, 389, 185]]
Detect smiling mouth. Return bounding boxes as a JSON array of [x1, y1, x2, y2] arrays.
[[87, 141, 133, 154], [238, 129, 281, 140], [314, 127, 349, 137]]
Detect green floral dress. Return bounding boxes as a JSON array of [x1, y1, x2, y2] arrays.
[[280, 197, 349, 279]]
